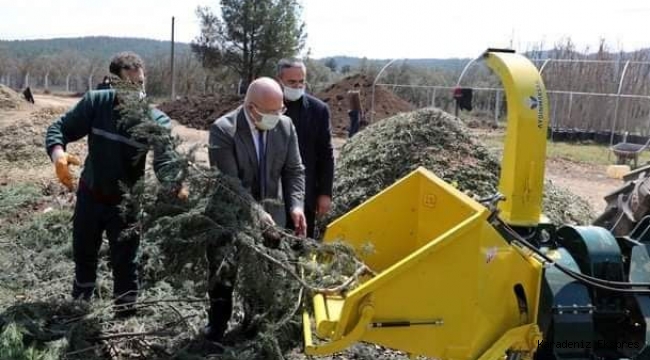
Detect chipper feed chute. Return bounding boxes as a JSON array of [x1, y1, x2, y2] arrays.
[[303, 49, 650, 360], [302, 166, 545, 358], [302, 49, 552, 359]]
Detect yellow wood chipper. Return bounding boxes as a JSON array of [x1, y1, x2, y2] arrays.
[[302, 49, 650, 360]]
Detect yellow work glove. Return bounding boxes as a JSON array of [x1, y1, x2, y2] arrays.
[[52, 148, 81, 191]]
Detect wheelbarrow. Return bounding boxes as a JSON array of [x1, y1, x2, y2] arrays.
[[610, 136, 650, 169], [302, 167, 545, 359]]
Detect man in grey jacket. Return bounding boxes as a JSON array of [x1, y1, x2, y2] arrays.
[[205, 77, 306, 342]]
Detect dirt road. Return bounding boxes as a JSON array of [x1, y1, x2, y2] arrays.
[[545, 158, 620, 214]]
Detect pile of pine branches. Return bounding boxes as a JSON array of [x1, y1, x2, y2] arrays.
[[0, 80, 371, 360]]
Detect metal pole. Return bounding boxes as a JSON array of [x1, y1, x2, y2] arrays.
[[431, 87, 437, 107], [171, 16, 176, 100], [539, 59, 552, 75], [646, 106, 650, 136], [610, 60, 631, 146], [567, 92, 573, 128], [370, 58, 399, 124], [551, 93, 558, 141], [494, 89, 500, 124], [456, 58, 477, 87]]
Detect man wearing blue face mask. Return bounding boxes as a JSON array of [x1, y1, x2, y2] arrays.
[[276, 58, 334, 239], [206, 76, 307, 343]]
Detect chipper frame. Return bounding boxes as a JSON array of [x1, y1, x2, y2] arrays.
[[302, 49, 650, 360]]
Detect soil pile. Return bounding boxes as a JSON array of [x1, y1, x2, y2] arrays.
[[0, 106, 86, 163], [315, 74, 415, 136], [158, 94, 243, 130], [0, 84, 26, 110], [320, 107, 595, 234]]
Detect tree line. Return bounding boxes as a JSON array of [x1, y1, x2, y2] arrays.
[[2, 1, 649, 137]]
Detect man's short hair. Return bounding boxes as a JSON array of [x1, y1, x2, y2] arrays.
[[109, 51, 145, 76], [277, 57, 305, 77]]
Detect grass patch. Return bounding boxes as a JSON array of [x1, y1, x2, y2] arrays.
[[0, 209, 75, 300], [0, 322, 68, 360], [474, 131, 650, 166], [0, 183, 42, 215]]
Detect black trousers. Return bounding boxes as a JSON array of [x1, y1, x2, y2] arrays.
[[206, 232, 276, 340], [305, 206, 316, 239], [206, 235, 238, 340], [71, 188, 140, 306], [348, 110, 360, 138]]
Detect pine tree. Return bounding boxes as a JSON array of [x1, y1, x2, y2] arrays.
[[191, 0, 307, 84]]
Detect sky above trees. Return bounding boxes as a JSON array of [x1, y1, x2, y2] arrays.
[[1, 0, 650, 59]]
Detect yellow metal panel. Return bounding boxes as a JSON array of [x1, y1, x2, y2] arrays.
[[416, 166, 481, 249], [324, 166, 485, 273], [355, 220, 542, 358], [304, 50, 550, 359], [306, 167, 544, 358], [324, 170, 421, 272], [483, 51, 550, 226]]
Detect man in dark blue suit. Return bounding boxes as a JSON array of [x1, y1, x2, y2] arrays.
[[276, 58, 334, 239]]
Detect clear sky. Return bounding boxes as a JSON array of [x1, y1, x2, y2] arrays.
[[1, 0, 649, 59]]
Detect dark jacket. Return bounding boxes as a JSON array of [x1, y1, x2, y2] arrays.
[[208, 106, 305, 225], [45, 89, 179, 201], [284, 93, 334, 211]]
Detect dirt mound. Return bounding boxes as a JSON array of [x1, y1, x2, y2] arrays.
[[315, 74, 415, 137], [0, 84, 26, 110], [158, 94, 243, 130], [0, 106, 84, 164], [156, 76, 414, 136], [320, 107, 594, 235]]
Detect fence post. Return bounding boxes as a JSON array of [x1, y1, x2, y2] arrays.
[[551, 93, 558, 142], [611, 60, 631, 146], [567, 92, 573, 128], [170, 16, 176, 100], [371, 58, 399, 124], [431, 87, 437, 107], [494, 89, 501, 125], [646, 106, 650, 136]]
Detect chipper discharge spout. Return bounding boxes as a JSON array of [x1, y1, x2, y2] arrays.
[[303, 49, 650, 360]]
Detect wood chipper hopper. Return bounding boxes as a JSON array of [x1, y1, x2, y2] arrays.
[[302, 166, 545, 359], [304, 49, 650, 360], [303, 49, 555, 359]]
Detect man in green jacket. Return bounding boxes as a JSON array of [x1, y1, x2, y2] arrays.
[[44, 52, 185, 316]]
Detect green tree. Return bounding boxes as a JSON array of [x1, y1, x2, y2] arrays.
[[324, 57, 337, 72], [191, 0, 307, 85]]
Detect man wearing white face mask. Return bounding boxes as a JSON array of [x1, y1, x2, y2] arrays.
[[206, 76, 306, 343], [276, 58, 334, 239]]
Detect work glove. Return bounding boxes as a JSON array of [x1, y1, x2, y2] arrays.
[[51, 148, 81, 191]]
